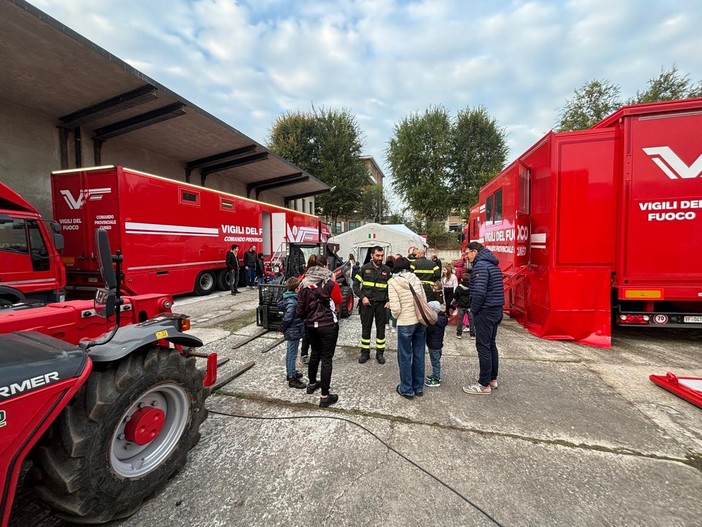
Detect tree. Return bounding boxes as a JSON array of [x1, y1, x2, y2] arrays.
[[359, 183, 388, 223], [450, 106, 508, 214], [267, 111, 319, 174], [313, 108, 368, 227], [387, 105, 507, 228], [556, 80, 622, 131], [267, 107, 367, 226], [386, 106, 453, 230], [628, 65, 702, 104]]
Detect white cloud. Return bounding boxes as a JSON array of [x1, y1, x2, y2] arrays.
[[27, 0, 702, 196]]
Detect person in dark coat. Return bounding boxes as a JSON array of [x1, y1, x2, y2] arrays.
[[225, 244, 241, 295], [244, 245, 258, 289], [278, 277, 306, 389], [462, 242, 504, 395], [452, 272, 475, 339], [256, 252, 265, 285], [296, 256, 343, 408], [425, 301, 448, 387]]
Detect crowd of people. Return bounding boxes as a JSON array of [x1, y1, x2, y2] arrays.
[[271, 242, 504, 407]]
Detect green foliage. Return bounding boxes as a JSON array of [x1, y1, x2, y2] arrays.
[[450, 106, 508, 214], [386, 106, 453, 229], [387, 105, 508, 230], [359, 183, 388, 223], [628, 65, 702, 104], [556, 80, 622, 131], [267, 106, 367, 223], [557, 67, 702, 132], [425, 221, 460, 250]]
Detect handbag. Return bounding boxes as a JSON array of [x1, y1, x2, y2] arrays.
[[408, 283, 438, 327]]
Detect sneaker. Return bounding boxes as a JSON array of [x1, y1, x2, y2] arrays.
[[391, 327, 396, 334], [462, 383, 491, 395], [470, 335, 476, 340], [396, 385, 414, 400], [425, 376, 441, 387], [490, 380, 498, 390], [294, 371, 303, 379], [455, 334, 462, 339], [302, 355, 310, 365], [415, 390, 424, 397], [319, 393, 339, 408], [306, 382, 320, 395], [288, 377, 306, 389]]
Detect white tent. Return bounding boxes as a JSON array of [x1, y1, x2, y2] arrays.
[[328, 223, 427, 264]]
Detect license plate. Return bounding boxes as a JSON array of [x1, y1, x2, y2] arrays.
[[683, 316, 702, 323]]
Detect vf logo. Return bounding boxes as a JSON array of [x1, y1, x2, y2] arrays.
[[643, 147, 702, 180], [60, 188, 112, 210]]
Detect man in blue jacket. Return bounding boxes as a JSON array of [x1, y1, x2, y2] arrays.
[[462, 242, 504, 395]]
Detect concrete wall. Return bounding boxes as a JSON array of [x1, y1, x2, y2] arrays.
[[0, 99, 61, 218], [0, 96, 297, 217]]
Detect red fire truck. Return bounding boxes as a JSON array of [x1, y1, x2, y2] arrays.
[[467, 98, 702, 347], [0, 181, 66, 305], [51, 165, 326, 297]]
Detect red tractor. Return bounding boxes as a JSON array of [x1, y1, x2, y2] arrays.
[[0, 230, 216, 525]]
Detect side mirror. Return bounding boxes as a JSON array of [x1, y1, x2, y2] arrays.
[[94, 228, 118, 290], [94, 287, 116, 318]]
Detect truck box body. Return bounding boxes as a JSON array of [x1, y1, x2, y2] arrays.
[[467, 98, 702, 347], [0, 181, 65, 304], [51, 166, 323, 297]]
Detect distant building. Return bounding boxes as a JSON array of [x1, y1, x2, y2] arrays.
[[327, 155, 386, 234]]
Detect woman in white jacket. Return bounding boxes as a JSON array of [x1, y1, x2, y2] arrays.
[[388, 256, 427, 399]]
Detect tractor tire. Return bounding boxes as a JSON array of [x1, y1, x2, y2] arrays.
[[340, 285, 354, 318], [31, 347, 208, 524], [194, 270, 216, 295], [216, 269, 230, 291]]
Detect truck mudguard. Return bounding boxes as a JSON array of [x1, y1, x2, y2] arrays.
[[87, 317, 203, 363]]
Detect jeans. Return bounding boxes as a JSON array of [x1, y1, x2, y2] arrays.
[[456, 306, 475, 336], [285, 338, 300, 378], [427, 347, 442, 380], [229, 269, 239, 293], [246, 267, 257, 287], [396, 323, 426, 396], [307, 323, 339, 396], [473, 307, 503, 386]]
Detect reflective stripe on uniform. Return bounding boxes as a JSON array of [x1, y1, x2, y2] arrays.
[[376, 337, 386, 350], [360, 337, 371, 350], [360, 280, 387, 288]]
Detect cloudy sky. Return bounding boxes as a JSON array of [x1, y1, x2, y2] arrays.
[[29, 0, 702, 189]]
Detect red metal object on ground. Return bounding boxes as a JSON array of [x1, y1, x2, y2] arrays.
[[650, 373, 702, 409], [51, 165, 326, 297], [466, 98, 702, 347]]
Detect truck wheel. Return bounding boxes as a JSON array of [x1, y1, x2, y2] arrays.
[[340, 285, 354, 318], [31, 347, 208, 524], [194, 271, 216, 295], [216, 269, 230, 291]]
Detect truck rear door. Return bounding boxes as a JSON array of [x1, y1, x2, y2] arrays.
[[618, 107, 702, 300]]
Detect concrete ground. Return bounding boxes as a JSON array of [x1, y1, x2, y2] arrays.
[[10, 288, 702, 527]]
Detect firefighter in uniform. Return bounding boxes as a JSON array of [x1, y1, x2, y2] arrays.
[[407, 246, 418, 265], [411, 247, 440, 298], [353, 246, 392, 364]]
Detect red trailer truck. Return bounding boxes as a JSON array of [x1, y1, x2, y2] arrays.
[[467, 98, 702, 347], [51, 165, 325, 297], [0, 181, 66, 305]]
